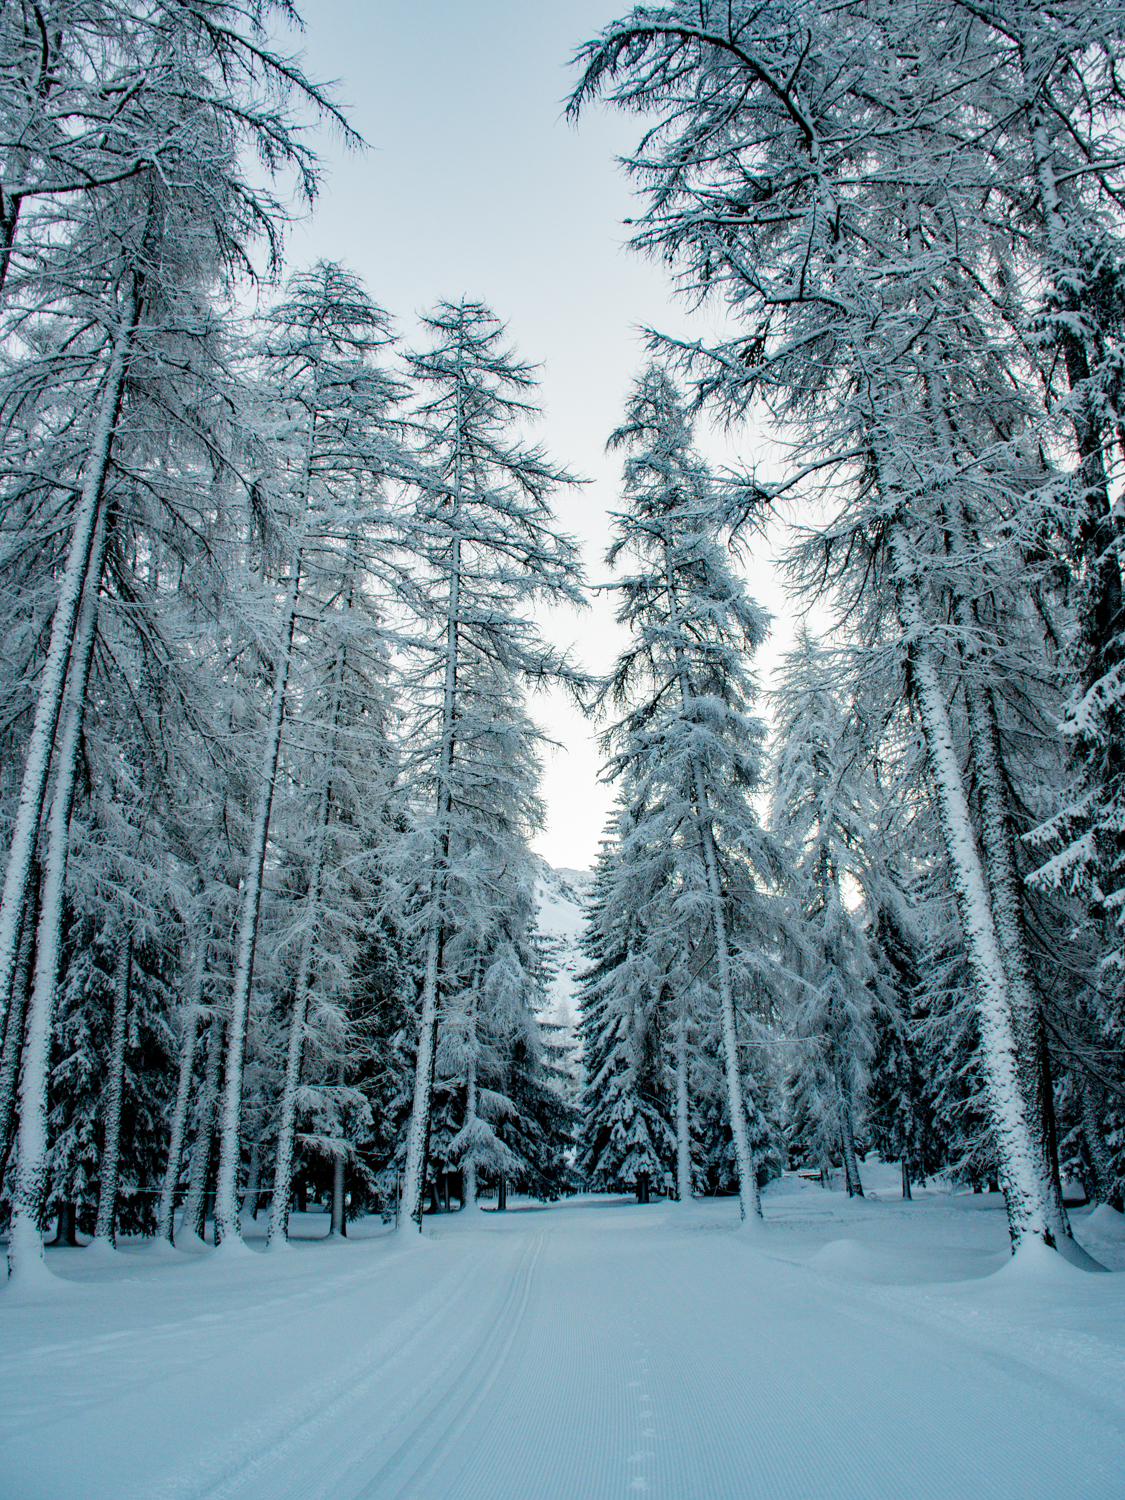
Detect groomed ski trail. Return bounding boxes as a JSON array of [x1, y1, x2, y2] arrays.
[[4, 1190, 1125, 1500]]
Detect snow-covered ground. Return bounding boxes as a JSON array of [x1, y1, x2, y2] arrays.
[[4, 1162, 1125, 1500]]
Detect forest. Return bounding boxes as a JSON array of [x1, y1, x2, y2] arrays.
[[1, 0, 1124, 1301]]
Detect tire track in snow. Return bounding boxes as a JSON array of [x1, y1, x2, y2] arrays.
[[142, 1244, 491, 1500], [344, 1229, 545, 1500]]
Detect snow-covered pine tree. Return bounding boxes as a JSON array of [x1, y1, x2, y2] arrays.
[[770, 630, 877, 1197], [394, 300, 584, 1231], [597, 364, 777, 1223], [576, 810, 679, 1201]]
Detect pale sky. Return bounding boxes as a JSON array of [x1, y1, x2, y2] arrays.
[[285, 0, 794, 870]]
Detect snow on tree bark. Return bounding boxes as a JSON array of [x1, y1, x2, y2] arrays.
[[0, 290, 135, 1044], [8, 505, 108, 1280], [93, 934, 131, 1246]]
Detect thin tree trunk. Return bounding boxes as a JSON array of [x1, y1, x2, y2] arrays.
[[329, 1062, 346, 1237], [0, 288, 137, 1043], [244, 1132, 262, 1220], [214, 547, 304, 1249], [401, 350, 466, 1234], [462, 1046, 479, 1212], [157, 929, 207, 1244], [902, 1158, 912, 1200], [93, 934, 131, 1246], [8, 511, 109, 1281], [0, 876, 37, 1193], [675, 1003, 692, 1203], [267, 638, 346, 1248], [401, 541, 461, 1231], [661, 532, 760, 1223], [181, 1010, 224, 1242], [838, 1073, 864, 1198], [1080, 1078, 1122, 1211]]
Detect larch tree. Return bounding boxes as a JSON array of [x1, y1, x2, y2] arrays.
[[395, 299, 585, 1232]]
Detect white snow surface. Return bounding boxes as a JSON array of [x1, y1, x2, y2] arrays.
[[4, 1163, 1125, 1500]]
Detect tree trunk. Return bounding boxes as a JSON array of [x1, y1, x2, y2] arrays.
[[961, 668, 1070, 1243], [181, 1011, 224, 1242], [214, 548, 304, 1249], [461, 1043, 480, 1213], [675, 1004, 692, 1203], [497, 1174, 507, 1211], [7, 512, 109, 1282], [1080, 1079, 1122, 1211], [329, 1062, 346, 1237], [0, 877, 36, 1194], [838, 1075, 864, 1198], [93, 934, 131, 1246], [243, 1129, 262, 1220], [892, 546, 1054, 1249], [266, 648, 343, 1248], [902, 1158, 912, 1201], [157, 930, 207, 1243], [401, 372, 465, 1234], [0, 288, 137, 1044]]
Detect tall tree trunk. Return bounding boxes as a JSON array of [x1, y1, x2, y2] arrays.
[[675, 1002, 692, 1204], [837, 1069, 864, 1198], [157, 928, 207, 1244], [461, 1047, 479, 1213], [329, 1062, 346, 1237], [0, 287, 137, 1043], [919, 329, 1070, 1244], [8, 511, 108, 1281], [696, 796, 760, 1223], [267, 640, 345, 1248], [0, 873, 37, 1193], [214, 546, 304, 1249], [401, 536, 461, 1231], [892, 540, 1054, 1248], [962, 673, 1070, 1241], [181, 1010, 225, 1243], [401, 349, 466, 1234], [1080, 1078, 1122, 1211], [662, 532, 760, 1223], [244, 1131, 262, 1221], [93, 934, 131, 1247]]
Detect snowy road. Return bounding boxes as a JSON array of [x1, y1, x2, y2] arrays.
[[4, 1179, 1125, 1500]]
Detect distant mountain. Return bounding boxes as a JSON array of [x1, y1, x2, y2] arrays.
[[533, 858, 593, 1091]]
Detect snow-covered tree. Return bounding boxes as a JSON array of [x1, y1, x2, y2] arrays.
[[394, 300, 584, 1231], [771, 630, 877, 1197], [569, 0, 1083, 1251], [596, 365, 777, 1222]]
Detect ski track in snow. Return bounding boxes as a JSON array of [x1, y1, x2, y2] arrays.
[[4, 1180, 1125, 1499]]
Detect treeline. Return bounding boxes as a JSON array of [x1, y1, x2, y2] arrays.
[[570, 0, 1125, 1252], [0, 1, 580, 1281]]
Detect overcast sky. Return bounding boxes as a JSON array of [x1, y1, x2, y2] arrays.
[[283, 0, 794, 871]]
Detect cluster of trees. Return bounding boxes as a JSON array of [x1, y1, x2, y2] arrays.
[[0, 0, 579, 1283], [6, 0, 1125, 1281], [570, 0, 1125, 1251]]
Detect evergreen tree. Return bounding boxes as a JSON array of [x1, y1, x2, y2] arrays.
[[597, 364, 777, 1222], [394, 300, 584, 1231]]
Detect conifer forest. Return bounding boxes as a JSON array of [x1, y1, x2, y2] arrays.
[[4, 4, 1125, 1499]]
